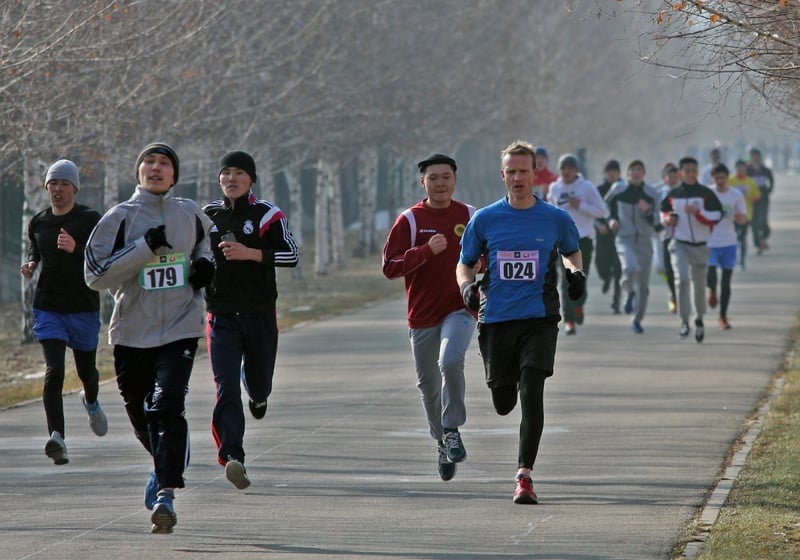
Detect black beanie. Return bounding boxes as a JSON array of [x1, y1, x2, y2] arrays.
[[220, 151, 257, 183], [135, 142, 180, 185], [417, 153, 457, 174]]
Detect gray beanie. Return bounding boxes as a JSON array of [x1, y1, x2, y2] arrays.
[[44, 159, 80, 190], [558, 153, 578, 169]]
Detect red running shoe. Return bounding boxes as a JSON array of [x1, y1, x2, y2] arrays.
[[719, 316, 731, 330], [513, 472, 538, 504], [574, 306, 584, 325], [708, 291, 718, 309]]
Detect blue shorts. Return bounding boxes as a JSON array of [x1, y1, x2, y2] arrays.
[[708, 245, 737, 270], [32, 309, 100, 352]]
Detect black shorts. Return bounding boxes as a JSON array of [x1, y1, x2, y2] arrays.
[[477, 316, 560, 388]]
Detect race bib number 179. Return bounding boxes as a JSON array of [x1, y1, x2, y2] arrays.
[[139, 253, 187, 290], [497, 250, 539, 281]]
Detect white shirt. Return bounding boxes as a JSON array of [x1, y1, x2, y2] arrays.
[[708, 187, 746, 248]]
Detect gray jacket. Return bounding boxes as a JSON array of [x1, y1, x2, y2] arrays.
[[85, 186, 213, 347], [605, 180, 660, 241]]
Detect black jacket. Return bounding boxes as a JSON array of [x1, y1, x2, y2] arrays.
[[203, 192, 299, 314]]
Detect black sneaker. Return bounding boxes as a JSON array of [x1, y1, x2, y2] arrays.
[[442, 429, 467, 463], [248, 399, 267, 419], [679, 322, 690, 338], [695, 319, 705, 343], [437, 444, 456, 481]]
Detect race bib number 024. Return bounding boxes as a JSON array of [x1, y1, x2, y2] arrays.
[[139, 253, 187, 290], [497, 250, 539, 281]]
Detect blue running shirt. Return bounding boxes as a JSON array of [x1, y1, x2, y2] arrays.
[[459, 197, 580, 323]]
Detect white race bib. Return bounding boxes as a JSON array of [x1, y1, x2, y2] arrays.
[[139, 253, 187, 290], [496, 250, 539, 281]]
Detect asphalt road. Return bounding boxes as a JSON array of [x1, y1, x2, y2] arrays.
[[2, 175, 799, 560]]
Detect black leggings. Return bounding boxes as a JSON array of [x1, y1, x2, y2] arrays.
[[490, 367, 547, 469], [707, 267, 733, 317], [40, 339, 99, 437]]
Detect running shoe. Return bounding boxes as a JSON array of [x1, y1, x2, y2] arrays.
[[513, 472, 538, 505], [719, 316, 731, 330], [144, 471, 159, 510], [708, 291, 718, 309], [695, 319, 705, 343], [574, 306, 584, 325], [248, 399, 268, 420], [45, 431, 69, 465], [601, 278, 610, 294], [668, 296, 677, 314], [679, 322, 690, 338], [442, 429, 467, 463], [225, 457, 251, 489], [437, 443, 456, 481], [80, 390, 108, 436], [564, 321, 576, 335], [611, 303, 621, 315], [150, 490, 177, 534], [632, 320, 644, 334], [624, 292, 636, 315]]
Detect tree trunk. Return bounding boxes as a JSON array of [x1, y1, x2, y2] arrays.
[[284, 163, 304, 280], [314, 157, 331, 275], [20, 153, 46, 343], [329, 159, 347, 269], [356, 147, 378, 257]]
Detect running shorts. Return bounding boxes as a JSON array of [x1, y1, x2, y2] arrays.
[[33, 309, 100, 352], [708, 245, 737, 270], [477, 316, 559, 388]]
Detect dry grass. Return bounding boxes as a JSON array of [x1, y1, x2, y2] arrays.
[[0, 252, 403, 408]]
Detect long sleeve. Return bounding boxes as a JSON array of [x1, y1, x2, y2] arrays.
[[382, 213, 434, 279], [84, 209, 154, 292]]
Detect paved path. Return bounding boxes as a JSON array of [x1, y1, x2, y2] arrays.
[[2, 176, 799, 560]]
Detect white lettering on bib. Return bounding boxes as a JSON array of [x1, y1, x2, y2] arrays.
[[139, 253, 187, 290], [497, 250, 538, 281]]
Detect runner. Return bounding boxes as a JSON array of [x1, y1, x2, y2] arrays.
[[533, 146, 558, 201], [746, 147, 774, 255], [660, 157, 723, 342], [204, 151, 299, 490], [547, 153, 606, 334], [594, 159, 623, 314], [707, 163, 747, 330], [85, 143, 214, 534], [654, 162, 680, 313], [457, 140, 584, 504], [728, 159, 761, 270], [21, 159, 107, 465], [605, 160, 660, 333], [383, 153, 477, 481]]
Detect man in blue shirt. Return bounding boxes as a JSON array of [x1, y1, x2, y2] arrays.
[[456, 140, 584, 505]]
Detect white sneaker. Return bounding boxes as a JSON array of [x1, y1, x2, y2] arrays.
[[45, 431, 69, 465], [80, 390, 108, 436]]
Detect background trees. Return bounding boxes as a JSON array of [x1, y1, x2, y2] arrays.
[[2, 0, 795, 304]]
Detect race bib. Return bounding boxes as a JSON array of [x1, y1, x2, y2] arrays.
[[139, 253, 187, 290], [497, 250, 538, 281]]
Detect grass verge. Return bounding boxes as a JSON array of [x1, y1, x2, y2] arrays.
[[0, 253, 404, 408], [686, 335, 800, 559]]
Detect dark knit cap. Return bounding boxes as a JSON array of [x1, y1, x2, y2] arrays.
[[535, 146, 548, 159], [135, 142, 179, 185], [220, 151, 257, 183], [604, 159, 621, 173], [417, 153, 457, 174], [558, 154, 578, 169]]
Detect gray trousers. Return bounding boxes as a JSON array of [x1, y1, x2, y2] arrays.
[[670, 240, 709, 323], [409, 309, 475, 441], [616, 235, 654, 322]]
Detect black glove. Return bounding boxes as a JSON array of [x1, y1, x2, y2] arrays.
[[144, 225, 173, 252], [460, 280, 480, 311], [188, 258, 215, 290], [565, 269, 586, 301]]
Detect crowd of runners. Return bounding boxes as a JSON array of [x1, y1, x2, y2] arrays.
[[19, 139, 775, 533]]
